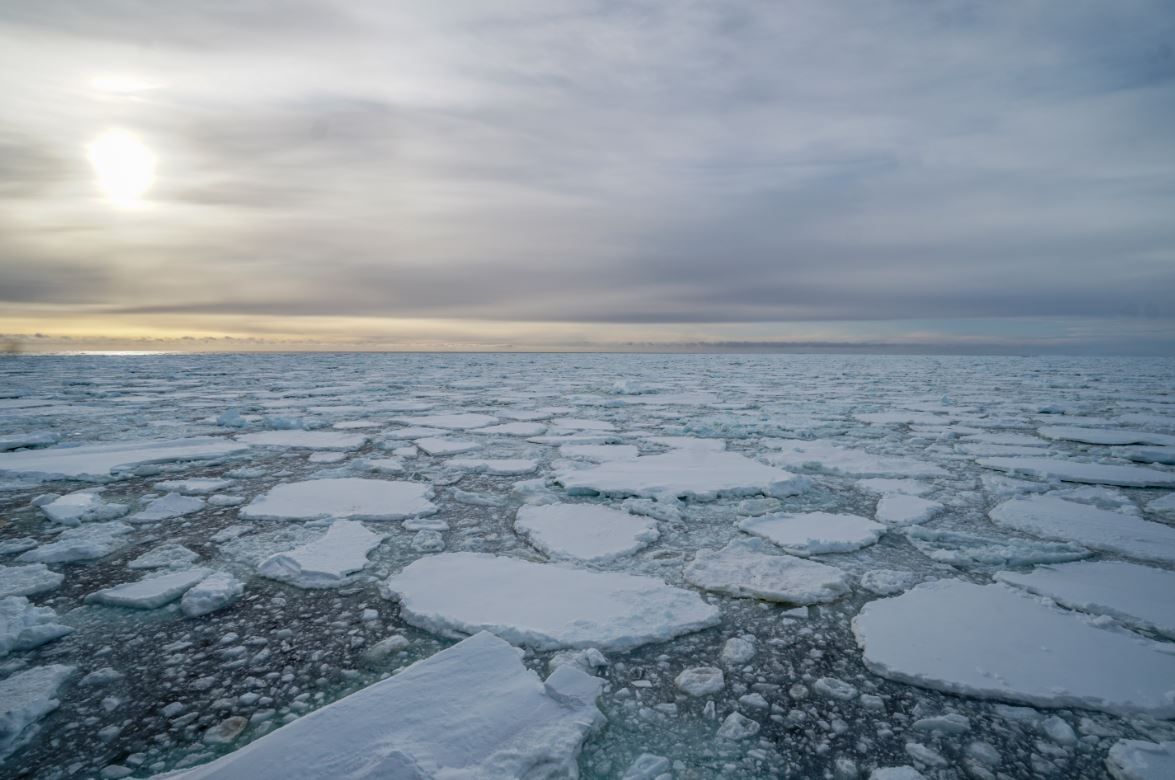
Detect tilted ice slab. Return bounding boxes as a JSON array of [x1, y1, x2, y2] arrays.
[[385, 553, 720, 651], [128, 543, 200, 570], [17, 521, 133, 564], [0, 564, 64, 599], [85, 568, 210, 609], [989, 495, 1175, 565], [1106, 740, 1175, 780], [40, 489, 128, 526], [978, 456, 1175, 488], [684, 537, 850, 604], [853, 579, 1175, 717], [241, 478, 436, 521], [413, 437, 481, 456], [0, 432, 58, 452], [738, 512, 885, 555], [0, 437, 246, 481], [258, 520, 384, 588], [128, 493, 204, 523], [904, 527, 1090, 567], [0, 597, 72, 656], [395, 413, 499, 430], [557, 448, 808, 501], [1112, 446, 1175, 465], [150, 631, 603, 780], [237, 431, 367, 450], [514, 503, 659, 562], [0, 664, 75, 763], [762, 439, 947, 478], [181, 572, 244, 617], [996, 560, 1175, 639], [874, 494, 942, 526], [1038, 426, 1175, 447]]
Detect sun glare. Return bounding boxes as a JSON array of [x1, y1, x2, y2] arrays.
[[87, 129, 156, 207]]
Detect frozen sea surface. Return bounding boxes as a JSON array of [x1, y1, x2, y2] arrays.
[[1, 353, 1174, 779]]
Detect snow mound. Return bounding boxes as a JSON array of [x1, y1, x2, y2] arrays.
[[684, 537, 849, 604], [258, 520, 384, 588], [996, 560, 1175, 639], [0, 664, 74, 762], [738, 512, 885, 555], [152, 631, 602, 780], [85, 568, 210, 609], [0, 437, 246, 481], [514, 503, 659, 562], [384, 552, 720, 651], [978, 457, 1175, 488], [557, 448, 808, 501], [237, 431, 367, 450], [853, 579, 1175, 717], [0, 597, 72, 656], [242, 478, 436, 521], [989, 495, 1175, 565]]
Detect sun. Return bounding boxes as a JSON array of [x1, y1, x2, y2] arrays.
[[87, 130, 156, 207]]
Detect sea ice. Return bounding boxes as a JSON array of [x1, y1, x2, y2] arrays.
[[859, 569, 918, 596], [1113, 446, 1175, 465], [0, 597, 72, 656], [675, 666, 725, 696], [474, 422, 547, 436], [559, 444, 640, 462], [853, 579, 1175, 717], [85, 568, 210, 609], [995, 560, 1175, 639], [1106, 740, 1175, 780], [241, 478, 436, 521], [738, 512, 885, 555], [557, 447, 808, 501], [0, 437, 247, 481], [514, 503, 659, 562], [684, 537, 850, 604], [874, 494, 942, 526], [384, 552, 720, 651], [1150, 492, 1175, 517], [978, 457, 1175, 488], [1037, 426, 1175, 446], [762, 439, 947, 478], [0, 664, 75, 763], [989, 495, 1175, 565], [17, 521, 133, 564], [413, 437, 481, 456], [128, 493, 204, 523], [258, 520, 384, 588], [904, 527, 1089, 567], [395, 413, 499, 430], [181, 572, 245, 617], [447, 458, 538, 476], [0, 564, 63, 598], [39, 489, 128, 525], [237, 430, 367, 450], [151, 631, 602, 780], [128, 543, 200, 570], [154, 478, 233, 495], [856, 479, 932, 496]]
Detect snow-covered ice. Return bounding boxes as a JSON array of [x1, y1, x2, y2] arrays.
[[762, 439, 947, 478], [0, 437, 246, 481], [85, 568, 211, 609], [1106, 740, 1175, 780], [0, 597, 72, 656], [995, 560, 1175, 639], [738, 512, 885, 555], [128, 492, 204, 523], [978, 456, 1175, 487], [154, 478, 233, 495], [684, 537, 850, 604], [241, 478, 436, 521], [39, 489, 128, 525], [0, 564, 63, 598], [514, 503, 659, 562], [874, 494, 942, 526], [853, 579, 1175, 716], [17, 521, 133, 564], [153, 631, 602, 780], [395, 413, 499, 430], [0, 665, 74, 763], [237, 431, 367, 450], [413, 436, 481, 456], [180, 572, 245, 617], [385, 552, 720, 650], [258, 520, 384, 588], [447, 457, 539, 475]]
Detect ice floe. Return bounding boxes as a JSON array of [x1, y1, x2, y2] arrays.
[[1106, 739, 1175, 780], [39, 489, 128, 525], [853, 579, 1175, 717], [904, 527, 1090, 567], [85, 568, 211, 609], [1038, 426, 1175, 446], [384, 552, 720, 650], [153, 631, 602, 779], [0, 437, 246, 481], [447, 458, 538, 475], [154, 478, 233, 495], [413, 437, 481, 456], [181, 572, 245, 617], [0, 564, 63, 598], [237, 430, 367, 450], [258, 520, 384, 588], [978, 456, 1175, 487], [762, 439, 947, 478], [128, 492, 204, 523], [0, 664, 74, 763], [738, 512, 885, 555], [241, 478, 436, 521], [0, 597, 72, 656], [395, 413, 499, 429], [684, 537, 849, 604], [514, 503, 659, 562], [874, 494, 942, 526], [17, 521, 133, 564]]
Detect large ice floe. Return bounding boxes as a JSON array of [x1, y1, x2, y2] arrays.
[[683, 537, 849, 604], [556, 446, 808, 501], [737, 512, 886, 555], [853, 579, 1175, 717], [16, 521, 133, 564], [761, 439, 947, 478], [0, 664, 75, 762], [1106, 740, 1175, 780], [384, 553, 720, 650], [258, 520, 384, 588], [152, 631, 602, 780], [85, 568, 211, 609], [989, 494, 1175, 565], [236, 431, 367, 450], [241, 478, 436, 521], [995, 560, 1175, 639], [0, 437, 246, 481], [0, 564, 64, 598], [978, 456, 1175, 487], [514, 503, 659, 562]]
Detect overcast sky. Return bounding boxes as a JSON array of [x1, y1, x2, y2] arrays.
[[1, 1, 1173, 353]]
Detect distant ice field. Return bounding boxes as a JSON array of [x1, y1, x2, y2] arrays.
[[0, 352, 1173, 779]]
